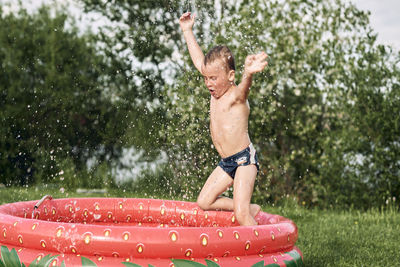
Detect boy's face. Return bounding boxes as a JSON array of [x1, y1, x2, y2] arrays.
[[201, 59, 235, 99]]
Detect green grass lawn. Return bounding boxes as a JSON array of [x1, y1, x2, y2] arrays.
[[268, 204, 400, 267], [1, 187, 399, 267]]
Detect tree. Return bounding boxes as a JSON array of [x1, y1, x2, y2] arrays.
[[161, 0, 400, 208], [78, 0, 218, 195], [79, 0, 400, 208], [0, 4, 137, 187]]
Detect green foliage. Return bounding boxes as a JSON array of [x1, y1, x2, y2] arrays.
[[171, 259, 206, 267], [204, 260, 221, 267], [251, 262, 265, 267], [76, 0, 400, 208], [0, 246, 60, 267], [0, 3, 156, 189], [0, 5, 102, 186], [121, 262, 143, 267], [28, 254, 59, 267], [154, 0, 399, 209], [81, 257, 97, 267], [126, 164, 190, 200], [161, 71, 218, 196], [0, 246, 23, 267], [171, 259, 259, 267], [284, 250, 304, 267]]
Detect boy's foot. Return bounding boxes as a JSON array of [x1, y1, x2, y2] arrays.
[[250, 204, 261, 217]]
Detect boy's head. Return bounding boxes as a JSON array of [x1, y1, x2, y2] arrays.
[[202, 46, 236, 98], [204, 46, 235, 72]]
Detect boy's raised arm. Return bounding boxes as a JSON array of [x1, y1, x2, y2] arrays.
[[237, 52, 268, 100], [179, 12, 204, 73]]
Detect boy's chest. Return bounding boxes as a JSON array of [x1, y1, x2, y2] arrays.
[[210, 101, 228, 115], [210, 97, 231, 119], [209, 98, 249, 123]]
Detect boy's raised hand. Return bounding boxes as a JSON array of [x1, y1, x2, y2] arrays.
[[179, 12, 195, 32], [244, 52, 268, 75]]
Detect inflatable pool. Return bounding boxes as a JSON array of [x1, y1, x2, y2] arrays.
[[0, 196, 303, 266]]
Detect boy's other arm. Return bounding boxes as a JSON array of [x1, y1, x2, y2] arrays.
[[179, 12, 204, 73], [236, 52, 268, 100]]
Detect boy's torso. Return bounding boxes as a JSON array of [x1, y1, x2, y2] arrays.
[[209, 88, 251, 158]]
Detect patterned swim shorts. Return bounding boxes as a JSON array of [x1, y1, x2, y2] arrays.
[[218, 143, 259, 179]]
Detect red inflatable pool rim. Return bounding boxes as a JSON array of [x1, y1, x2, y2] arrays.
[[0, 197, 303, 266]]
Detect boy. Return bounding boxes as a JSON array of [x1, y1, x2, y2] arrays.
[[179, 12, 268, 226]]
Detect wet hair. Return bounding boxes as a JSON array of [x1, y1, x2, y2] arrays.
[[204, 45, 235, 71]]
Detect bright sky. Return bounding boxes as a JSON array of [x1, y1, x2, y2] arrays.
[[1, 0, 399, 50], [352, 0, 400, 50]]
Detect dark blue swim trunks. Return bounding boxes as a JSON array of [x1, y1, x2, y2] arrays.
[[218, 143, 259, 179]]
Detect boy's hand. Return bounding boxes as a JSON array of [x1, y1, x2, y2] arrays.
[[244, 52, 268, 75], [179, 12, 195, 32]]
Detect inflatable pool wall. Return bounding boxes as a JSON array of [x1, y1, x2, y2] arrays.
[[0, 197, 303, 266]]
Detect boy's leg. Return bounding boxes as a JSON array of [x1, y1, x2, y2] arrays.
[[233, 164, 259, 226], [197, 166, 235, 211]]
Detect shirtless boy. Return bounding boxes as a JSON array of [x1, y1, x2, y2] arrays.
[[179, 12, 268, 226]]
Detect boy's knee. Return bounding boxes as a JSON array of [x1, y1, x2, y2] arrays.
[[234, 206, 250, 224], [196, 196, 210, 210]]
